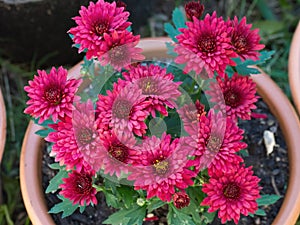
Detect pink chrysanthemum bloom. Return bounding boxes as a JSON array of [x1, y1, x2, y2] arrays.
[[46, 116, 93, 172], [59, 169, 97, 206], [201, 165, 261, 224], [228, 16, 265, 61], [96, 79, 151, 136], [72, 100, 104, 171], [177, 99, 206, 134], [188, 110, 246, 173], [128, 134, 196, 202], [98, 129, 140, 177], [24, 66, 81, 124], [69, 0, 131, 59], [206, 73, 258, 120], [174, 12, 237, 78], [173, 191, 191, 209], [122, 64, 181, 117], [98, 30, 145, 71]]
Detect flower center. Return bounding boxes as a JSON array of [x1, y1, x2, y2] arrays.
[[224, 89, 241, 108], [206, 134, 222, 153], [233, 35, 248, 54], [223, 182, 241, 199], [139, 77, 159, 95], [44, 87, 62, 105], [109, 46, 127, 62], [108, 142, 128, 163], [112, 99, 132, 119], [153, 159, 169, 175], [75, 174, 93, 194], [77, 128, 94, 145], [197, 35, 216, 53], [93, 21, 109, 36]]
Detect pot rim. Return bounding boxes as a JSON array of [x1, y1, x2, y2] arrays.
[[0, 88, 6, 164], [288, 21, 300, 116], [20, 37, 300, 225]]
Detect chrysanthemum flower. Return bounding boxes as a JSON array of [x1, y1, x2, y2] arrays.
[[122, 64, 181, 117], [174, 12, 237, 78], [69, 0, 131, 59], [173, 191, 190, 209], [201, 165, 261, 224], [59, 169, 97, 206], [96, 79, 151, 136], [184, 1, 204, 21], [24, 66, 81, 124], [177, 99, 206, 134], [98, 30, 145, 71], [228, 16, 265, 61], [206, 73, 258, 120], [189, 110, 246, 173], [72, 100, 104, 171], [98, 129, 140, 177], [128, 134, 196, 202], [46, 117, 91, 172]]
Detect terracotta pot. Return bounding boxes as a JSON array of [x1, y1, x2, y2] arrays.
[[0, 88, 6, 164], [20, 38, 300, 225], [288, 21, 300, 116]]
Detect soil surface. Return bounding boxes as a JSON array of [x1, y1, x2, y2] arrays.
[[42, 97, 288, 225]]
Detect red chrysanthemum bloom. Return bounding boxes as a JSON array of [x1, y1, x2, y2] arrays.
[[69, 0, 131, 59], [201, 165, 261, 224], [184, 1, 205, 21], [127, 134, 196, 202], [174, 12, 237, 78], [98, 30, 145, 71], [72, 100, 104, 171], [173, 191, 190, 209], [191, 110, 247, 173], [177, 99, 206, 134], [122, 64, 181, 117], [59, 169, 97, 206], [98, 129, 140, 177], [206, 73, 258, 120], [228, 16, 265, 61], [96, 79, 151, 136], [24, 66, 81, 124]]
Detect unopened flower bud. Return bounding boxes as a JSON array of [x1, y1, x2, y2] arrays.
[[185, 1, 205, 21], [136, 198, 146, 206], [116, 0, 127, 9], [173, 192, 190, 209]]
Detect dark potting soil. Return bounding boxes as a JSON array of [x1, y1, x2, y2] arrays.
[[42, 98, 289, 225]]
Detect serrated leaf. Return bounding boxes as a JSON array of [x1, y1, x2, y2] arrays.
[[257, 194, 281, 206], [103, 192, 120, 209], [254, 208, 267, 216], [172, 8, 186, 29], [48, 163, 62, 170], [147, 198, 166, 212], [45, 168, 68, 193], [201, 211, 216, 224], [49, 195, 85, 218], [117, 186, 138, 208], [102, 205, 146, 225], [180, 199, 202, 224], [164, 23, 180, 42], [167, 205, 196, 225], [232, 50, 275, 75]]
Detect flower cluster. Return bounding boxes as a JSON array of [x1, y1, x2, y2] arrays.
[[24, 1, 275, 224]]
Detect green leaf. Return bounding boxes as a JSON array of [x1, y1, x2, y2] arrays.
[[232, 50, 275, 75], [35, 128, 54, 138], [45, 164, 68, 193], [164, 23, 180, 42], [172, 7, 186, 29], [257, 194, 281, 206], [201, 211, 216, 224], [254, 208, 267, 216], [103, 192, 120, 209], [166, 42, 177, 57], [117, 186, 138, 208], [167, 204, 196, 225], [103, 205, 147, 225], [49, 195, 86, 218], [180, 199, 202, 224], [147, 198, 166, 212]]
